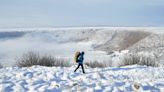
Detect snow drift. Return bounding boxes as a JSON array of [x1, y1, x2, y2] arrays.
[[1, 65, 164, 92]]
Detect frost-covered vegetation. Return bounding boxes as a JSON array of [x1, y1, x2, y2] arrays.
[[119, 53, 159, 67], [85, 60, 112, 68], [15, 51, 160, 68], [85, 52, 159, 68], [16, 51, 70, 67]]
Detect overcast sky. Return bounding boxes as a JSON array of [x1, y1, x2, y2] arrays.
[[0, 0, 164, 28]]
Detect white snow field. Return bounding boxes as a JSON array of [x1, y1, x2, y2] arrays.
[[1, 65, 164, 92]]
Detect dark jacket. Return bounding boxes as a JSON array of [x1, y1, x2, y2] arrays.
[[78, 54, 84, 64]]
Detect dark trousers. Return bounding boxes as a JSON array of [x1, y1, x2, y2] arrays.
[[74, 64, 85, 73]]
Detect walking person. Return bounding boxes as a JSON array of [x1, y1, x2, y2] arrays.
[[74, 51, 85, 73]]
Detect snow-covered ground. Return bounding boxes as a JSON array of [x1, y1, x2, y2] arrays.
[[1, 65, 164, 92]]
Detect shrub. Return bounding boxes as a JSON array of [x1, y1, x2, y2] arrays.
[[119, 54, 158, 67], [85, 60, 112, 68], [16, 51, 70, 67], [85, 61, 104, 68], [0, 63, 3, 68], [16, 51, 40, 67]]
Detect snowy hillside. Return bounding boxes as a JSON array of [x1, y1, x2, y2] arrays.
[[1, 65, 164, 92], [0, 27, 164, 66], [0, 27, 164, 92]]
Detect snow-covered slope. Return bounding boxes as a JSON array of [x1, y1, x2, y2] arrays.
[[1, 27, 164, 92], [1, 65, 164, 92], [94, 30, 151, 51], [0, 27, 164, 66]]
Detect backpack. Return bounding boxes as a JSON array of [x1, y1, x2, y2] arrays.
[[74, 51, 80, 63]]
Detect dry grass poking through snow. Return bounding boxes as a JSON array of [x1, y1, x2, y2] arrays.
[[119, 54, 159, 67], [85, 60, 112, 68], [16, 51, 70, 67], [85, 61, 105, 68]]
